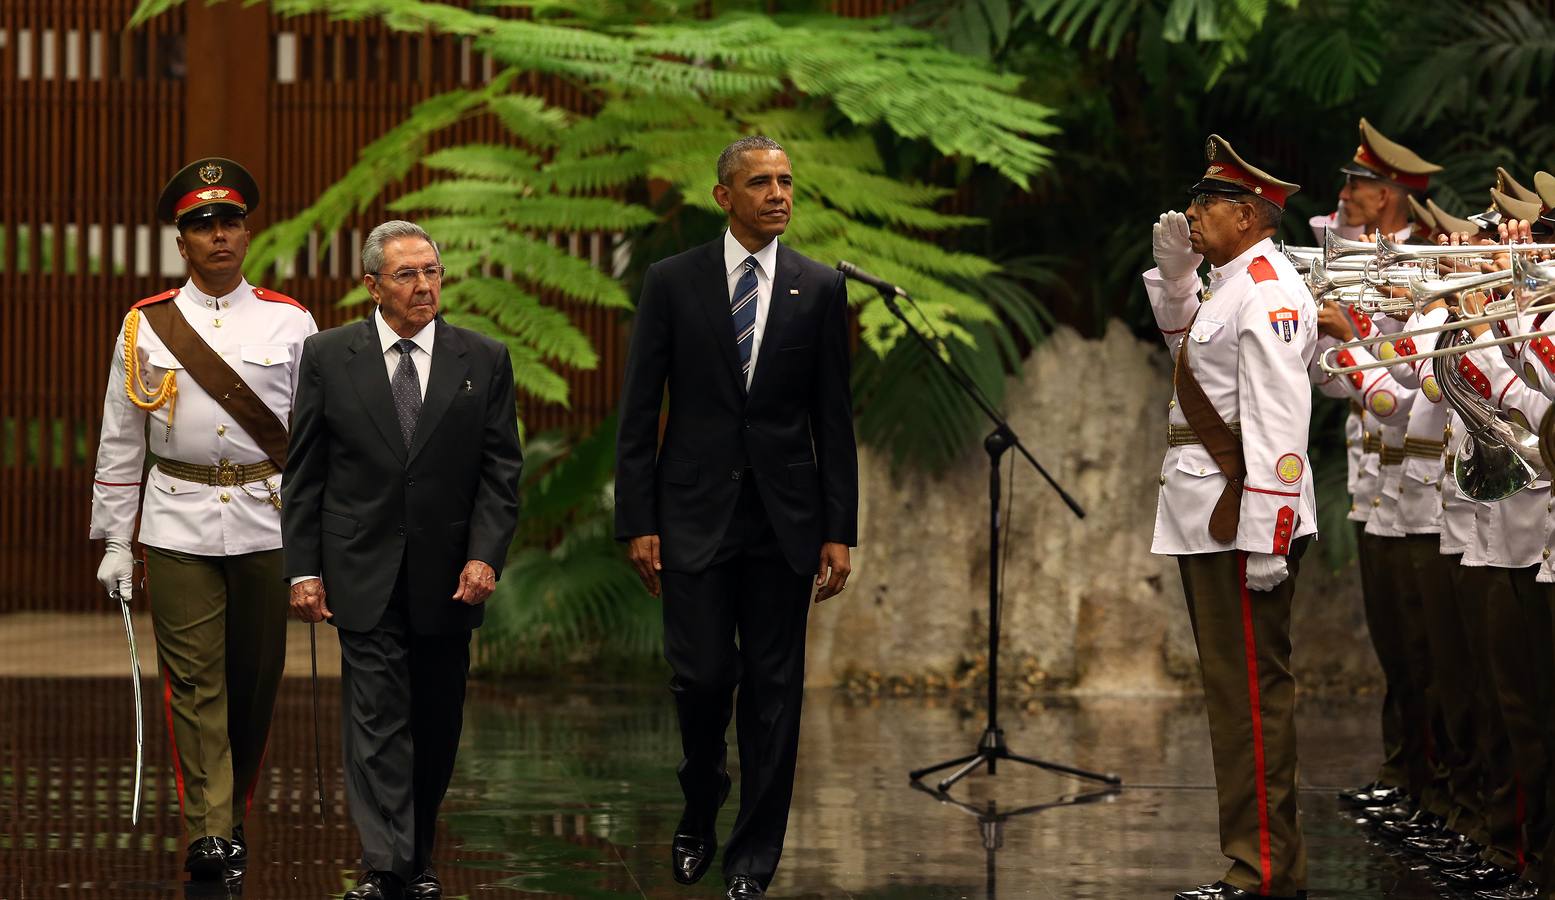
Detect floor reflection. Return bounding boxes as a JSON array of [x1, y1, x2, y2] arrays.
[[0, 678, 1451, 898]]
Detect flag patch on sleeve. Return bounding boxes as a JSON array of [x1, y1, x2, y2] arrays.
[[1269, 307, 1299, 344]]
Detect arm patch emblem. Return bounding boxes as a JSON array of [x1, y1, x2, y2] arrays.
[[1269, 307, 1298, 344]]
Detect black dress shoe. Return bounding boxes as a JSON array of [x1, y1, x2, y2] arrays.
[[1378, 810, 1444, 841], [184, 836, 231, 882], [1362, 799, 1416, 823], [406, 868, 441, 900], [1446, 862, 1518, 889], [1173, 881, 1306, 899], [1475, 882, 1542, 899], [227, 823, 247, 867], [726, 875, 765, 899], [344, 871, 404, 900], [1340, 781, 1406, 807], [672, 771, 732, 884], [672, 834, 717, 885]]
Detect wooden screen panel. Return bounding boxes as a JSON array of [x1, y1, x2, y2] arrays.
[[0, 0, 188, 615]]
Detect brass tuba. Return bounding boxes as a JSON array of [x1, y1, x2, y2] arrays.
[[1435, 314, 1549, 501]]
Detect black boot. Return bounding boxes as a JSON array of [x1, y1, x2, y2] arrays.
[[184, 836, 231, 882]]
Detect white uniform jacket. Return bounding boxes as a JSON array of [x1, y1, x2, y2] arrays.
[[90, 279, 319, 556], [1146, 237, 1318, 556], [1458, 331, 1552, 569]]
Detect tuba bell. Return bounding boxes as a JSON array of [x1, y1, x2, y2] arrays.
[[1436, 314, 1549, 501]]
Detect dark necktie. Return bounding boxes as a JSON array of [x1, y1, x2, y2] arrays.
[[731, 256, 759, 384], [391, 338, 422, 448]]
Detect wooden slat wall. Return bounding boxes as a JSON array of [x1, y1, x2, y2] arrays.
[[1, 0, 190, 615]]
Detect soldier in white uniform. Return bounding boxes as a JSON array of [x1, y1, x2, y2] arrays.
[[89, 158, 318, 882], [1147, 135, 1316, 900]]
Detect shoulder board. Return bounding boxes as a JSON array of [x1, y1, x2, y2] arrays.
[[131, 288, 178, 310], [1248, 256, 1278, 283], [253, 286, 309, 312]]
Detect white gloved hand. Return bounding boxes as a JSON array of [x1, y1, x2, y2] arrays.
[[1151, 211, 1203, 282], [1245, 552, 1289, 592], [96, 537, 135, 600]]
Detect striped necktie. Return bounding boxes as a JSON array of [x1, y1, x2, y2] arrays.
[[731, 256, 759, 384]]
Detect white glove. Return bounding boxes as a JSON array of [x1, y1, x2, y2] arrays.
[[1245, 552, 1289, 592], [1152, 211, 1203, 282], [96, 538, 135, 600]]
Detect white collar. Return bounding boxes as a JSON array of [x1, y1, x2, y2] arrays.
[[181, 277, 251, 309], [374, 307, 436, 355], [723, 229, 779, 280], [1208, 237, 1278, 285]]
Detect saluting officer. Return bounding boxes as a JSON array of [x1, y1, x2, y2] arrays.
[[89, 158, 318, 881], [1147, 136, 1316, 900]]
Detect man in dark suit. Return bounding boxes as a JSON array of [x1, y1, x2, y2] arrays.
[[281, 220, 523, 900], [615, 136, 859, 900]]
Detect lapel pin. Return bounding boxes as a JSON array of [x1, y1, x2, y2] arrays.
[[463, 379, 472, 392], [789, 288, 799, 295]]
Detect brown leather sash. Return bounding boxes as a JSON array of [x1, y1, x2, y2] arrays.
[[1173, 324, 1245, 543], [139, 299, 290, 469]]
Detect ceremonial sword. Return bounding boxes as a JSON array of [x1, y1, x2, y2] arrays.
[[112, 589, 144, 825], [311, 621, 327, 823]]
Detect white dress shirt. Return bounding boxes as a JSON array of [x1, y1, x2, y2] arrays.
[[375, 307, 435, 400], [90, 278, 319, 555], [723, 229, 778, 390]]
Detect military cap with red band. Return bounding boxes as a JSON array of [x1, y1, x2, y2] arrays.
[[1339, 118, 1441, 193], [156, 157, 260, 226], [1190, 134, 1300, 209]]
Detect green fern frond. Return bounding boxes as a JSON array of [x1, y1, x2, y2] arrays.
[[422, 144, 544, 180], [444, 311, 572, 405], [442, 277, 599, 369]]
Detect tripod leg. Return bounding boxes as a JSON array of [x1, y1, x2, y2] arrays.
[[910, 751, 982, 783], [938, 753, 989, 793], [1004, 751, 1122, 785]]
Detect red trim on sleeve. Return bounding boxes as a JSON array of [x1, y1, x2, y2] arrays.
[[1238, 552, 1276, 894], [1248, 257, 1277, 283], [94, 480, 141, 487], [1271, 506, 1295, 555], [1498, 377, 1519, 408], [1457, 357, 1492, 400], [1160, 325, 1187, 335], [1248, 485, 1302, 498], [1532, 337, 1555, 376]]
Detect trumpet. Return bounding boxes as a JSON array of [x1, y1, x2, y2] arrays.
[[1374, 235, 1555, 269], [1318, 296, 1555, 376]]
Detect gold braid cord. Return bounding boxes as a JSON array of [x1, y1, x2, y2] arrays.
[[122, 309, 177, 431]]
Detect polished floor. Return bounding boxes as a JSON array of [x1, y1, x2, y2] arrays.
[[0, 677, 1467, 898]]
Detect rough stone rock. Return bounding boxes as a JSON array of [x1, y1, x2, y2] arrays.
[[808, 322, 1382, 696]]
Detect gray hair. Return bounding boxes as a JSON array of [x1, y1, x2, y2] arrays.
[[362, 219, 439, 276], [1249, 195, 1284, 232], [717, 135, 785, 186]]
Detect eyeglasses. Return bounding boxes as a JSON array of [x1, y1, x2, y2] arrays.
[[373, 265, 445, 285], [1189, 192, 1248, 209]]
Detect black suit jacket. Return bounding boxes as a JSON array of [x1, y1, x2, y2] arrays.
[[615, 238, 858, 574], [281, 314, 523, 634]]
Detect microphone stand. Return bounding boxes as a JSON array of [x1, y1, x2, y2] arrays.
[[909, 780, 1120, 898], [864, 284, 1120, 793]]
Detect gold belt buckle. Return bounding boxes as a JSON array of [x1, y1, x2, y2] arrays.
[[216, 461, 239, 487]]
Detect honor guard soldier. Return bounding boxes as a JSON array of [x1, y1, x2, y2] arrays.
[[89, 158, 318, 882], [1146, 135, 1317, 900], [1310, 118, 1441, 244]]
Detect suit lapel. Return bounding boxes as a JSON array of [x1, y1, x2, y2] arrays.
[[346, 317, 408, 465], [748, 243, 802, 399], [407, 318, 471, 464], [693, 240, 745, 393]]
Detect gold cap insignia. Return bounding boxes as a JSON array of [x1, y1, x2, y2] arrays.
[[1206, 165, 1223, 176], [195, 188, 231, 201], [198, 163, 223, 185], [1206, 139, 1217, 160]]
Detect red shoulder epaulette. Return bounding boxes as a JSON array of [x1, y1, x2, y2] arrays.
[[131, 288, 178, 310], [253, 286, 309, 313], [1248, 256, 1278, 283]]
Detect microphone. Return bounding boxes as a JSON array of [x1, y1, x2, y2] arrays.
[[836, 261, 909, 299]]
